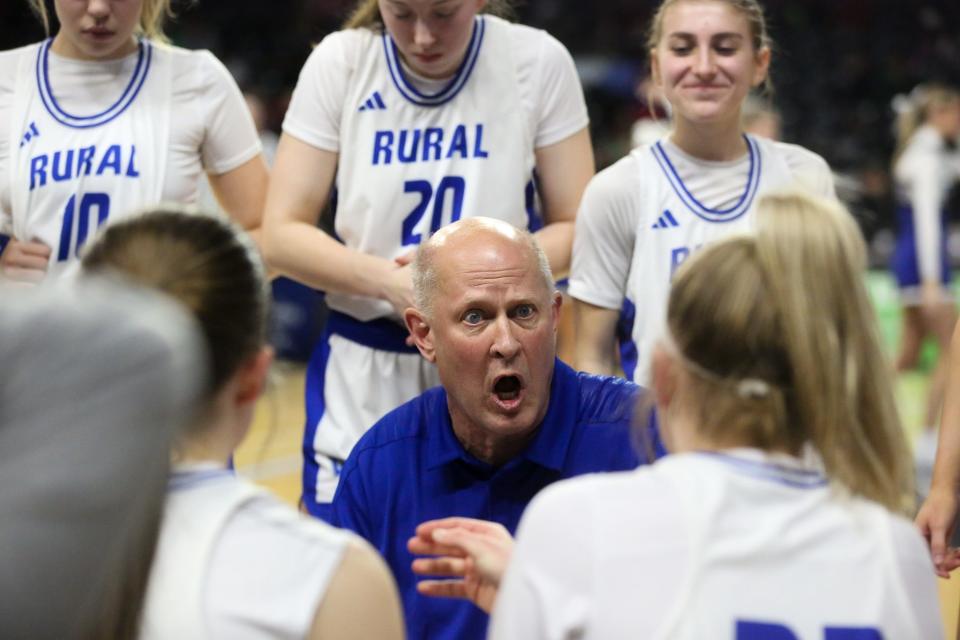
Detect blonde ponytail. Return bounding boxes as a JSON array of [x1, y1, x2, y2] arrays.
[[667, 192, 913, 513]]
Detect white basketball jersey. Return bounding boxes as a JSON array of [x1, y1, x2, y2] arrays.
[[6, 39, 171, 279], [331, 15, 536, 320], [621, 136, 826, 383], [140, 471, 263, 639], [655, 452, 936, 638]]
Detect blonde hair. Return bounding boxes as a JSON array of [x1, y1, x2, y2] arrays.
[[647, 0, 774, 96], [344, 0, 515, 30], [893, 84, 960, 161], [27, 0, 177, 43], [666, 192, 913, 513]]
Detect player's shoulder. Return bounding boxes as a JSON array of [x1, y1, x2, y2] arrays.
[[151, 41, 215, 66], [585, 151, 646, 202], [530, 467, 660, 522], [883, 508, 932, 558], [763, 138, 831, 177], [324, 26, 380, 49], [494, 16, 573, 69], [493, 15, 553, 46], [302, 27, 378, 70], [0, 42, 41, 88], [0, 41, 42, 62], [234, 490, 355, 550], [154, 42, 236, 89]]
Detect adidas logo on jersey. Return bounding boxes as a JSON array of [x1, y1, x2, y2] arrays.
[[19, 122, 40, 148], [651, 209, 680, 229], [358, 91, 387, 112]]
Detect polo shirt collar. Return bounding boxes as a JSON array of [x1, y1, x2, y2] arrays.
[[425, 359, 579, 472]]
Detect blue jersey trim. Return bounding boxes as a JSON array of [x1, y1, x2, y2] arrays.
[[524, 171, 544, 232], [382, 16, 485, 108], [696, 451, 829, 489], [651, 134, 761, 223], [37, 39, 152, 129], [302, 329, 333, 515], [616, 298, 638, 381], [326, 310, 419, 354]]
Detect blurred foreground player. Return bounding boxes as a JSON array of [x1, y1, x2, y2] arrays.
[[0, 279, 203, 640], [415, 194, 942, 638], [83, 211, 404, 640]]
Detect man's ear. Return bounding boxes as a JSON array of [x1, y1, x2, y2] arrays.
[[404, 308, 437, 363], [235, 346, 274, 406]]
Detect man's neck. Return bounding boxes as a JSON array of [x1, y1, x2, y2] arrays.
[[448, 412, 541, 467]]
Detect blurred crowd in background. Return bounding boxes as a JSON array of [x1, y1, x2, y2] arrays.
[[3, 0, 959, 258]]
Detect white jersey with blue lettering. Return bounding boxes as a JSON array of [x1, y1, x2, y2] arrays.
[[569, 135, 835, 384], [142, 466, 353, 639], [284, 14, 589, 513], [283, 14, 588, 321], [0, 40, 260, 278], [491, 449, 942, 639]]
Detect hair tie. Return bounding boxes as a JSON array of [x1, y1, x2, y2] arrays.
[[737, 378, 770, 399]]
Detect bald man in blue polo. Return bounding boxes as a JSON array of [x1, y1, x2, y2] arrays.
[[328, 218, 660, 640]]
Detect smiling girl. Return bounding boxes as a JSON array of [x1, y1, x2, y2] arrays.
[[569, 0, 836, 384], [0, 0, 267, 281], [264, 0, 595, 518]]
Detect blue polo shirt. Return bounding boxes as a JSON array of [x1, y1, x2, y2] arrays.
[[329, 359, 660, 640]]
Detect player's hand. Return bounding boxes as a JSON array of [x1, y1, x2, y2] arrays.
[[0, 238, 51, 284], [408, 517, 514, 614], [392, 249, 420, 344], [394, 248, 416, 268], [380, 261, 415, 316], [916, 485, 960, 578]]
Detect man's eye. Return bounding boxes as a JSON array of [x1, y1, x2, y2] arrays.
[[463, 310, 484, 324], [515, 304, 535, 319]]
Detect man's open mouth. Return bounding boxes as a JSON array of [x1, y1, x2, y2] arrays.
[[493, 375, 522, 401]]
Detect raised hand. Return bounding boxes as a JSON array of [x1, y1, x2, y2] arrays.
[[408, 517, 514, 614]]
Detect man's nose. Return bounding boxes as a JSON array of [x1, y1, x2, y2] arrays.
[[490, 317, 521, 360]]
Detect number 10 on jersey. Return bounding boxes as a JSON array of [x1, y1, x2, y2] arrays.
[[57, 192, 111, 262], [401, 176, 466, 246]]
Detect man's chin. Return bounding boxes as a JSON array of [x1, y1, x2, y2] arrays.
[[481, 407, 540, 437]]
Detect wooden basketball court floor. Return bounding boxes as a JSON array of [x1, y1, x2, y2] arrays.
[[234, 272, 960, 637]]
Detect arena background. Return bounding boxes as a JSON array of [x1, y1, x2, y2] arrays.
[[3, 0, 960, 633]]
